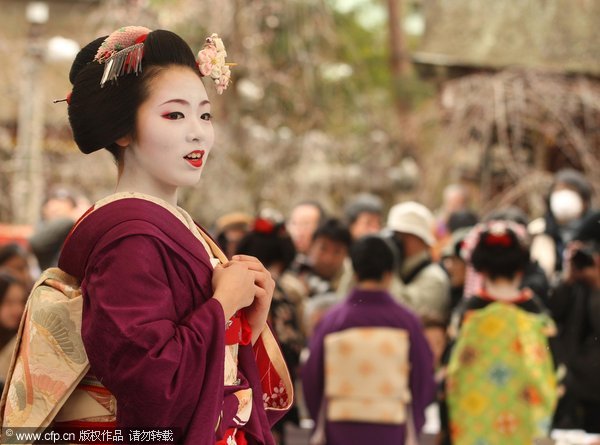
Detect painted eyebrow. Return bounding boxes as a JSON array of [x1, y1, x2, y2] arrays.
[[159, 99, 211, 106]]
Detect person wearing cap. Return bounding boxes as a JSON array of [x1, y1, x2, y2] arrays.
[[529, 168, 595, 282], [343, 193, 384, 241], [386, 201, 451, 324], [334, 193, 385, 297], [548, 210, 600, 433], [298, 218, 353, 299], [214, 211, 254, 259]]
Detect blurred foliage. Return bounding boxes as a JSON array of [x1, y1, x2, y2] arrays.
[[0, 0, 441, 224], [5, 0, 594, 226]]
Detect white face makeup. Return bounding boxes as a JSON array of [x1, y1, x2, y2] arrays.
[[118, 65, 215, 202]]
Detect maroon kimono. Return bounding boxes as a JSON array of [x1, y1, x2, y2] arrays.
[[302, 289, 436, 444], [58, 197, 291, 444]]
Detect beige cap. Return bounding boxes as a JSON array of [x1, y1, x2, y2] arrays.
[[386, 201, 435, 246], [215, 212, 253, 232]]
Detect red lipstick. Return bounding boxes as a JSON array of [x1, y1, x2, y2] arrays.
[[184, 150, 205, 168]]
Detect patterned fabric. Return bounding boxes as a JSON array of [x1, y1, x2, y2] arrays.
[[268, 282, 304, 376], [215, 428, 248, 445], [53, 372, 116, 427], [324, 327, 411, 424], [446, 302, 557, 445], [254, 336, 292, 411], [0, 268, 92, 433]]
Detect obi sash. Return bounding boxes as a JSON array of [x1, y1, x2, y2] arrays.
[[324, 326, 411, 424]]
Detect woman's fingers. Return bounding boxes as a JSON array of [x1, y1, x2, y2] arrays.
[[230, 255, 270, 271], [254, 285, 268, 300], [228, 257, 274, 291], [232, 254, 260, 263]]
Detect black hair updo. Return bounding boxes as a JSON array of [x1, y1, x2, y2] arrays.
[[68, 29, 200, 158], [470, 225, 529, 280]]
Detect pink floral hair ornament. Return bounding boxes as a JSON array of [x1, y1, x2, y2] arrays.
[[196, 33, 234, 94]]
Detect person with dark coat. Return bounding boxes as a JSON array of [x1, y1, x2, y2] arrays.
[[530, 169, 594, 282], [549, 210, 600, 432]]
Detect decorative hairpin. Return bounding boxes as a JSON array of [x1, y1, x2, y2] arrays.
[[196, 33, 234, 94], [94, 26, 151, 87]]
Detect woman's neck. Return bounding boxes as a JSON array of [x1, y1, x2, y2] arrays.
[[115, 177, 178, 207], [483, 277, 521, 301]]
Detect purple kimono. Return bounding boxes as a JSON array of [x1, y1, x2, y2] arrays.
[[58, 197, 290, 444], [302, 288, 435, 444]]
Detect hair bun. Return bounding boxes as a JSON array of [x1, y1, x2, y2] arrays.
[[69, 36, 107, 84]]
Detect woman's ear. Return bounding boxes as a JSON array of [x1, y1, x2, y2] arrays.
[[115, 134, 132, 148]]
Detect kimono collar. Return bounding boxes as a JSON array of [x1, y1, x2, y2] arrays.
[[347, 288, 395, 305], [59, 194, 214, 280]]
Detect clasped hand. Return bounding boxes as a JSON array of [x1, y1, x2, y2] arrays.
[[212, 255, 275, 344]]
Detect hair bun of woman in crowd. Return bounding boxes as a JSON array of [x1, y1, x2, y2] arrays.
[[2, 26, 291, 445], [470, 222, 530, 292], [458, 220, 552, 312]]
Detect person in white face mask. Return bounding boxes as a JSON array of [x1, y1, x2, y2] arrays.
[[550, 188, 585, 225], [529, 169, 594, 282]]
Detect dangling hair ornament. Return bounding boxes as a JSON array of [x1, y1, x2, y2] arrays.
[[196, 33, 235, 94], [94, 26, 152, 87]]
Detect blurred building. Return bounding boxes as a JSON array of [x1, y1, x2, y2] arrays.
[[411, 0, 600, 215], [414, 0, 599, 78]]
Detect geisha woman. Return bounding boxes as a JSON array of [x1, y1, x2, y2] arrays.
[[2, 26, 292, 445]]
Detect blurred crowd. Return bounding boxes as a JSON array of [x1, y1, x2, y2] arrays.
[[0, 168, 598, 444]]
